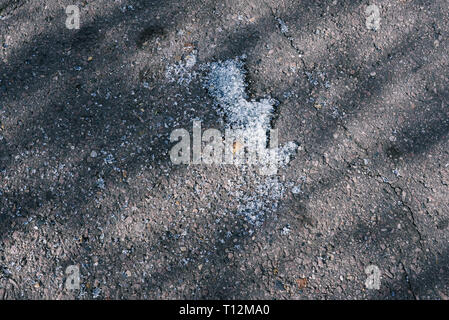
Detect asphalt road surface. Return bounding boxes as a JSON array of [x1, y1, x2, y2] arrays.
[[0, 0, 448, 299]]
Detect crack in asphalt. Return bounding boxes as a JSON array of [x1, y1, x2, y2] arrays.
[[266, 4, 306, 71], [380, 178, 425, 250], [339, 124, 426, 252], [335, 123, 429, 298], [400, 261, 418, 300]]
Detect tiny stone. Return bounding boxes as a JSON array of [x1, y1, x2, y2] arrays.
[[292, 185, 301, 194]]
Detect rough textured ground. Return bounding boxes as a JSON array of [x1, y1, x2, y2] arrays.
[[0, 0, 448, 299]]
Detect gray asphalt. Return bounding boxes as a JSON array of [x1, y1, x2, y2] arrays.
[[0, 0, 448, 299]]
